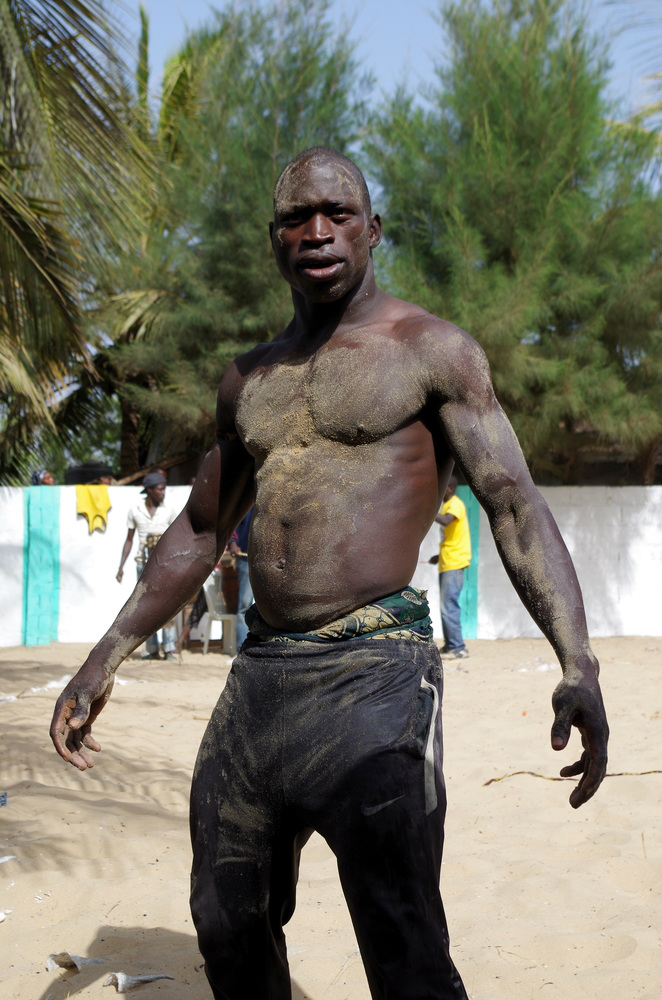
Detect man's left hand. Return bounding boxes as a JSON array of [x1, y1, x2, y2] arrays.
[[550, 670, 609, 809]]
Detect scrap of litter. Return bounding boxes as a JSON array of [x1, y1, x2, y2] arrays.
[[483, 770, 662, 786]]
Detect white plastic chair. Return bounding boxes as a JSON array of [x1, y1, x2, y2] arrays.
[[201, 573, 237, 656]]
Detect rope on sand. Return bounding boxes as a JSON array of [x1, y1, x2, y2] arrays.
[[483, 769, 662, 786]]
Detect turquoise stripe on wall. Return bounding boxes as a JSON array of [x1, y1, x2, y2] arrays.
[[22, 487, 61, 645], [456, 485, 480, 640]]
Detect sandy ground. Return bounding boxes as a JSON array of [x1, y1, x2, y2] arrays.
[[0, 636, 660, 1000]]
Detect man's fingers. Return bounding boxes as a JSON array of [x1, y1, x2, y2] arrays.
[[74, 747, 96, 768], [561, 729, 608, 809], [560, 757, 586, 777], [550, 708, 573, 751], [65, 726, 97, 770], [67, 700, 92, 730], [571, 741, 608, 808], [68, 748, 93, 771], [82, 732, 101, 753], [50, 693, 94, 765]]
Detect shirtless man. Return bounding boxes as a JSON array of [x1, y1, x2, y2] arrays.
[[51, 147, 609, 1000]]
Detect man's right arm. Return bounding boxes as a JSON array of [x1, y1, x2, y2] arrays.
[[51, 393, 255, 770], [116, 528, 135, 583]]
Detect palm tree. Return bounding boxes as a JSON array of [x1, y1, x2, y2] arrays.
[[0, 0, 153, 482]]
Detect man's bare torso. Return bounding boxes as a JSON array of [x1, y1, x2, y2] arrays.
[[222, 296, 456, 630]]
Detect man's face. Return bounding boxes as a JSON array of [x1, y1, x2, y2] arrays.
[[270, 156, 381, 303], [147, 484, 166, 506]]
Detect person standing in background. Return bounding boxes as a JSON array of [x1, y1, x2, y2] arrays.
[[431, 475, 471, 659], [116, 472, 178, 660], [31, 469, 55, 485], [228, 508, 254, 648]]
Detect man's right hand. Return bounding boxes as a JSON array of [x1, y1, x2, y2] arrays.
[[50, 661, 115, 771], [116, 568, 123, 583]]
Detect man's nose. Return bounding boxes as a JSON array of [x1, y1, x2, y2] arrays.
[[301, 212, 333, 243]]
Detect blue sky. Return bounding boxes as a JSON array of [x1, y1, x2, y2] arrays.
[[131, 0, 658, 115]]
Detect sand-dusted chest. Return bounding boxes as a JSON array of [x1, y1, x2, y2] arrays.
[[235, 332, 427, 458]]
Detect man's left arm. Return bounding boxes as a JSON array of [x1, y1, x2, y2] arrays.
[[429, 327, 608, 807]]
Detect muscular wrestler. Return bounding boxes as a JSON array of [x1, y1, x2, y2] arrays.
[[50, 147, 609, 1000]]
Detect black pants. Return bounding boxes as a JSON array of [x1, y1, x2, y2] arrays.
[[190, 638, 468, 1000]]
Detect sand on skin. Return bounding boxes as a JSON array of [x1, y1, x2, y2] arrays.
[[0, 637, 660, 1000]]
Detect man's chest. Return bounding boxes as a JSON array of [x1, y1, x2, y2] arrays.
[[235, 337, 428, 457], [131, 505, 172, 537]]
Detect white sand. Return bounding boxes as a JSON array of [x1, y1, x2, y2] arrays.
[[0, 637, 660, 999]]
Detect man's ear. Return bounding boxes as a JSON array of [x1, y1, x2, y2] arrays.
[[368, 213, 382, 250]]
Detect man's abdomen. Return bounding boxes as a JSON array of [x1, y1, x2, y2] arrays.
[[249, 430, 441, 631]]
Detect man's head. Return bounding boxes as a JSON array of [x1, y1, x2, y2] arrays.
[[443, 475, 458, 502], [141, 472, 166, 506], [31, 469, 55, 486], [270, 147, 381, 303]]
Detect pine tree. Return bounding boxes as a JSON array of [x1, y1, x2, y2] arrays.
[[367, 0, 662, 482], [103, 0, 372, 468]]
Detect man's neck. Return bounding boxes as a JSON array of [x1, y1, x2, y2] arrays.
[[289, 263, 385, 346]]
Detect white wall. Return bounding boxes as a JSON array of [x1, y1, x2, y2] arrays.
[[0, 488, 25, 647], [56, 486, 190, 643], [476, 486, 662, 639]]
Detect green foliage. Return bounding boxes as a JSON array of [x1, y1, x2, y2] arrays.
[[37, 388, 122, 484], [10, 0, 659, 486], [0, 0, 154, 483], [100, 0, 372, 462], [368, 0, 662, 481]]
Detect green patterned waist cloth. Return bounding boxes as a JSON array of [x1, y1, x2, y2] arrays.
[[245, 587, 433, 644]]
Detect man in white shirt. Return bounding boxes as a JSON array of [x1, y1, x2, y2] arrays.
[[116, 472, 178, 659]]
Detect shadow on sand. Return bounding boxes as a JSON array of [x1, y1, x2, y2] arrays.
[[37, 922, 318, 999]]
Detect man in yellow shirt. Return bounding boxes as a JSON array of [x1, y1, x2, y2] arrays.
[[433, 475, 471, 658]]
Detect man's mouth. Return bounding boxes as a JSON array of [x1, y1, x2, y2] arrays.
[[297, 256, 343, 280]]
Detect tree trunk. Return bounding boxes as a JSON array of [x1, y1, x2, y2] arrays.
[[641, 436, 661, 485], [119, 397, 141, 478]]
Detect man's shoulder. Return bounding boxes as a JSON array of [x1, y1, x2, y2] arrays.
[[221, 342, 275, 391], [445, 493, 467, 518], [383, 296, 491, 398], [127, 497, 146, 520], [215, 340, 279, 436], [382, 295, 479, 354]]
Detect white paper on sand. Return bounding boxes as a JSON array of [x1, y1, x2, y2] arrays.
[[103, 972, 175, 992], [513, 657, 559, 672], [46, 951, 104, 972], [1, 673, 134, 705]]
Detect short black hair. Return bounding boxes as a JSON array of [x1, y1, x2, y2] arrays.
[[274, 146, 371, 212]]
